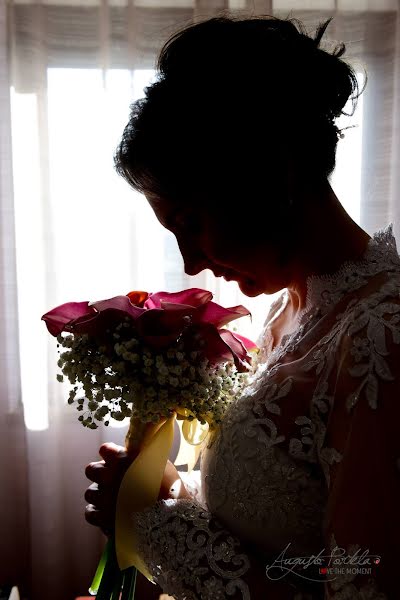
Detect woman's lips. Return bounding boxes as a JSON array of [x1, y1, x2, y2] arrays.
[[218, 268, 238, 281], [209, 265, 240, 281], [210, 266, 226, 277]]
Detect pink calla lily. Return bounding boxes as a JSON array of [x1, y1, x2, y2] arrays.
[[135, 305, 194, 346], [41, 301, 96, 336], [144, 288, 212, 310], [42, 287, 257, 369], [188, 324, 251, 372], [226, 331, 258, 352], [218, 329, 254, 371], [90, 295, 146, 320], [194, 301, 251, 328]]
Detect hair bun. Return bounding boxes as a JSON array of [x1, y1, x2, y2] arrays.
[[114, 14, 367, 200], [282, 18, 361, 121]]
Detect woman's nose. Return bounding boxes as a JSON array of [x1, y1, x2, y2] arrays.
[[183, 251, 210, 275], [184, 261, 207, 276], [177, 239, 209, 276]]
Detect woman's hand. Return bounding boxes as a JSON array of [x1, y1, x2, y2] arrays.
[[84, 442, 191, 536]]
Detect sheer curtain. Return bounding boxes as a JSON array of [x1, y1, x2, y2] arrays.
[[1, 0, 399, 598]]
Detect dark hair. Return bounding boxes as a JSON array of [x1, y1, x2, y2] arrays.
[[114, 14, 365, 206]]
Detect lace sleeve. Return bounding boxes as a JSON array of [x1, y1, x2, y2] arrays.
[[131, 497, 308, 599], [320, 290, 400, 599], [132, 498, 251, 599]]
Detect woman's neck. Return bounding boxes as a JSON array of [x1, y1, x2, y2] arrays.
[[284, 180, 372, 316]]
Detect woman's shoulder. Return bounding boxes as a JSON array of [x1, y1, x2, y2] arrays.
[[335, 267, 400, 346]]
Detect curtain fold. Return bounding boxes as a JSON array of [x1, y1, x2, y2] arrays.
[[1, 1, 399, 599], [390, 3, 400, 238], [0, 0, 29, 593], [358, 10, 399, 236]]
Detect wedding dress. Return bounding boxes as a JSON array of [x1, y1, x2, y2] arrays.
[[132, 223, 400, 599]]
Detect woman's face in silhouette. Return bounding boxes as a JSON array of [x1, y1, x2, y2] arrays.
[[145, 191, 293, 297]]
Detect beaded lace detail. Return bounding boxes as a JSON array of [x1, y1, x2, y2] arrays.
[[132, 498, 252, 600], [298, 223, 399, 318], [257, 223, 400, 374]]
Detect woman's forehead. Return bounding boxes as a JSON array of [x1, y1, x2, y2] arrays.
[[145, 192, 191, 212], [144, 192, 170, 209], [144, 193, 183, 222]]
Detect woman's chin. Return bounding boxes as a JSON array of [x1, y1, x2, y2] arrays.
[[237, 278, 262, 297]]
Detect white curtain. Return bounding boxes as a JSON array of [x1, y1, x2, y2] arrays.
[[0, 0, 29, 590], [1, 0, 399, 598]]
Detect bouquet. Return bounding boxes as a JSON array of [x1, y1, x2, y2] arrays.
[[42, 288, 257, 599]]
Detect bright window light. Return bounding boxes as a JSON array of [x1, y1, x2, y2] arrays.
[[10, 90, 49, 431], [330, 72, 365, 223]]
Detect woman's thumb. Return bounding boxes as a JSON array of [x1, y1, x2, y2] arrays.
[[99, 442, 127, 463]]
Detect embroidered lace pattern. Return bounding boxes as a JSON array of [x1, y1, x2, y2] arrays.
[[131, 223, 400, 599], [132, 498, 252, 599], [325, 535, 388, 599], [255, 223, 400, 375]]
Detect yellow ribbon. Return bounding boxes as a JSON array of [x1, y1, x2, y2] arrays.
[[115, 411, 211, 579], [175, 408, 210, 472]]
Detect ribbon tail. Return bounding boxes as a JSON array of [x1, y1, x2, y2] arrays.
[[187, 440, 203, 473], [115, 414, 176, 576]]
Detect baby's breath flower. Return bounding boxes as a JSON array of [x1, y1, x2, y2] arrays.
[[55, 322, 249, 430]]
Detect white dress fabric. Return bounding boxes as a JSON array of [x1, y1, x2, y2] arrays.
[[132, 223, 400, 599]]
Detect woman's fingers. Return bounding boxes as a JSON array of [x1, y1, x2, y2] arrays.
[[85, 444, 133, 535], [84, 481, 116, 535], [85, 460, 120, 486], [84, 482, 107, 507], [99, 442, 127, 464], [84, 482, 99, 504], [84, 482, 115, 509], [85, 504, 104, 527], [85, 502, 114, 534], [85, 504, 113, 533]]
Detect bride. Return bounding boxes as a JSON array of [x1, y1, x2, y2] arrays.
[[84, 14, 400, 599]]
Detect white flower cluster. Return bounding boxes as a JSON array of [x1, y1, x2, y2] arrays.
[[56, 319, 248, 429]]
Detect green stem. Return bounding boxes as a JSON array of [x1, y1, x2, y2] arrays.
[[94, 537, 121, 600], [88, 539, 110, 595], [110, 570, 124, 600], [121, 567, 137, 600]]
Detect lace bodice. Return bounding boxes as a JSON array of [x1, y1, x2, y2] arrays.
[[132, 223, 400, 599]]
